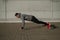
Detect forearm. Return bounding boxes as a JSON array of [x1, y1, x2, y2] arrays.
[[22, 21, 25, 27], [21, 20, 25, 29]]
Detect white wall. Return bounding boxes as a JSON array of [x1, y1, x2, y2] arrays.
[[7, 0, 52, 19], [0, 0, 5, 19], [0, 0, 60, 22], [53, 0, 60, 19]]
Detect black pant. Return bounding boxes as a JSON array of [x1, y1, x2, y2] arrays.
[[31, 16, 48, 25]]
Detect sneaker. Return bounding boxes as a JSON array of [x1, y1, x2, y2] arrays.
[[47, 23, 51, 30]]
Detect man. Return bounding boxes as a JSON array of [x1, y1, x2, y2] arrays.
[[15, 13, 51, 29]]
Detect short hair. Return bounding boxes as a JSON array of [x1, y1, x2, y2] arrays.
[[15, 13, 19, 16]]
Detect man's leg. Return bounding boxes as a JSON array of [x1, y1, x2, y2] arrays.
[[31, 16, 51, 29], [31, 16, 48, 25]]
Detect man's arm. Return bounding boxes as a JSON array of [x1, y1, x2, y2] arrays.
[[21, 16, 25, 29]]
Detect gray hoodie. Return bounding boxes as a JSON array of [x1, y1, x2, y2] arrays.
[[20, 13, 33, 27]]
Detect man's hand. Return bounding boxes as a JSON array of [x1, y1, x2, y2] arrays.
[[21, 27, 24, 29]]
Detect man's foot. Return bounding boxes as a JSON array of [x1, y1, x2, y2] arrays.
[[47, 23, 51, 30], [21, 27, 24, 29]]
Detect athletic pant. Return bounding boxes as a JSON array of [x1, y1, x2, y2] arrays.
[[31, 16, 48, 25]]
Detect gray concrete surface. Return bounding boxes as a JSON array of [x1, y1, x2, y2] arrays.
[[0, 22, 60, 40]]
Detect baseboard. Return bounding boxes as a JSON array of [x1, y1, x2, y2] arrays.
[[0, 20, 60, 23], [0, 18, 60, 23]]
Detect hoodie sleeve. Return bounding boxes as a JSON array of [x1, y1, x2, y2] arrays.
[[21, 15, 25, 27]]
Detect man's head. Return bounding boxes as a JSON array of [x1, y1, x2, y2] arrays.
[[15, 13, 21, 18]]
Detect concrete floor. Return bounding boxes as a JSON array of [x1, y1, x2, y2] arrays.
[[0, 22, 60, 40]]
